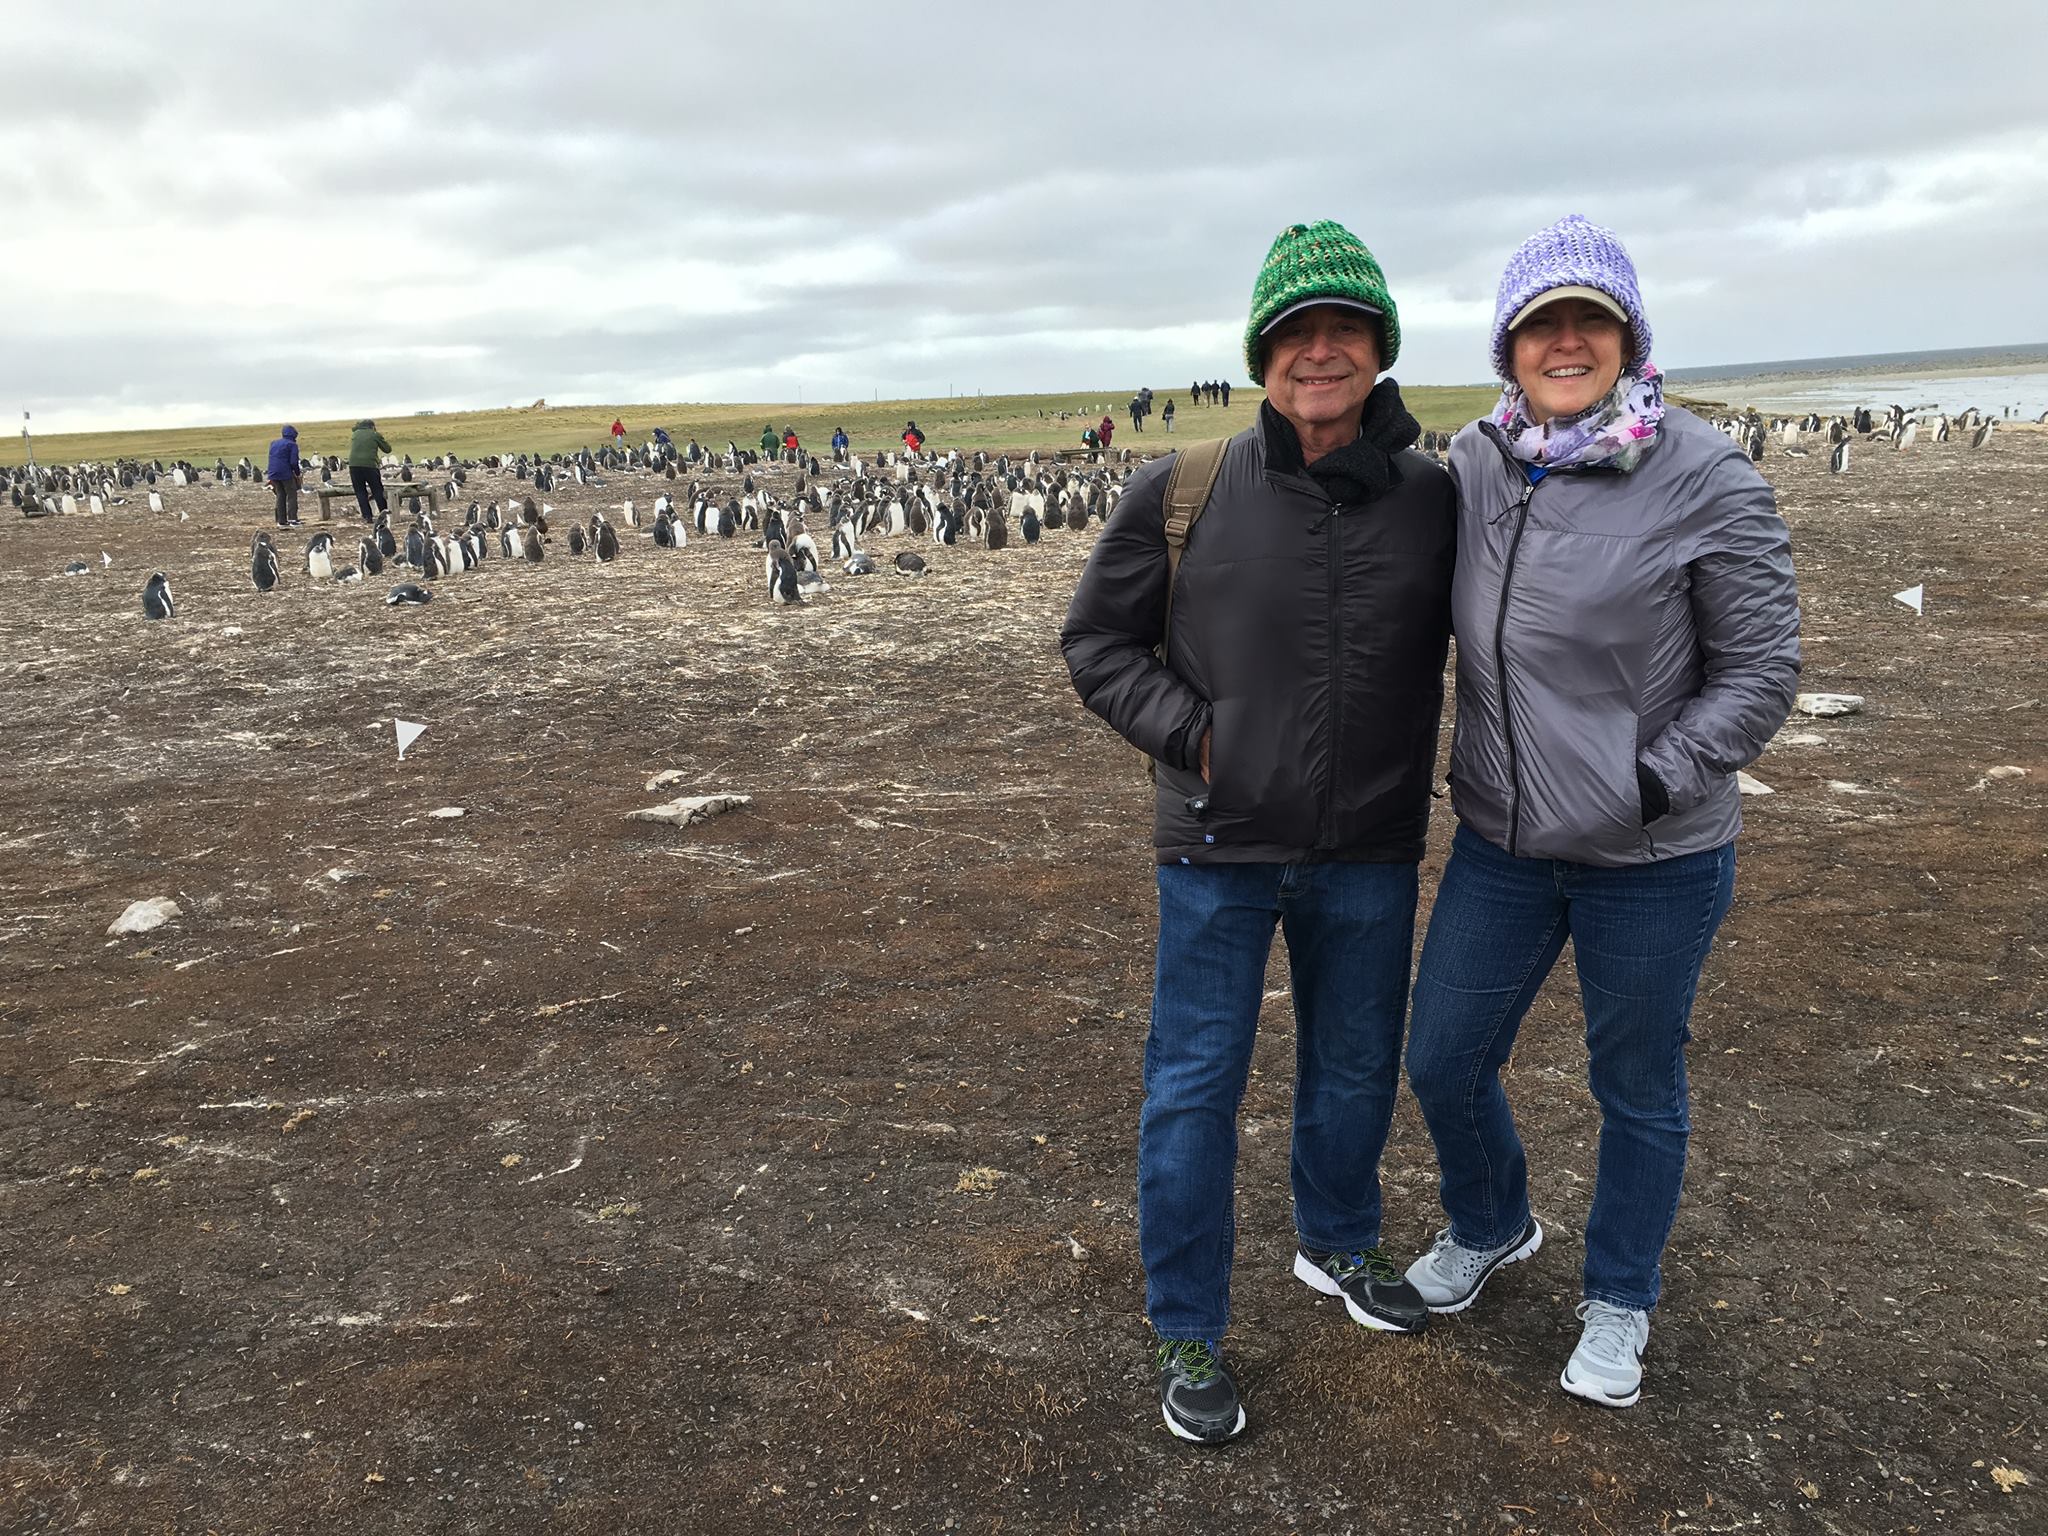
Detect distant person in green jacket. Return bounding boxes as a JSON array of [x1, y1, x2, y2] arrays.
[[348, 420, 392, 522], [760, 423, 778, 458]]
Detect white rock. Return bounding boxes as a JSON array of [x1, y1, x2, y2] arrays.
[[625, 792, 753, 827], [1985, 765, 2027, 781], [428, 806, 465, 819], [645, 768, 688, 791], [1796, 693, 1865, 718], [1736, 771, 1774, 795], [1827, 781, 1871, 795], [325, 867, 365, 883], [108, 897, 182, 937], [1775, 731, 1827, 748]]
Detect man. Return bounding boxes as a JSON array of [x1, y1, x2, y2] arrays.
[[347, 419, 392, 523], [831, 425, 849, 463], [1220, 379, 1231, 407], [265, 424, 302, 529], [1061, 220, 1455, 1444]]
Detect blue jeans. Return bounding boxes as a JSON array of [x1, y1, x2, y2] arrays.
[[1140, 860, 1418, 1339], [1406, 824, 1735, 1312]]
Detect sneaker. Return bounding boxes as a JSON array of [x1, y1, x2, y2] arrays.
[[1404, 1217, 1543, 1313], [1154, 1338, 1245, 1444], [1293, 1244, 1430, 1333], [1560, 1300, 1650, 1408]]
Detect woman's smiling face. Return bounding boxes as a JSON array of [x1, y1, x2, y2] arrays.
[[1511, 296, 1628, 423]]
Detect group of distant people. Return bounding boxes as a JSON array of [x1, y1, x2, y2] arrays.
[[1190, 378, 1233, 407]]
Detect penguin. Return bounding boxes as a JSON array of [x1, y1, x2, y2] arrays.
[[593, 518, 619, 562], [1828, 440, 1849, 475], [1896, 421, 1919, 451], [795, 566, 829, 599], [520, 525, 545, 563], [789, 531, 820, 572], [62, 559, 90, 576], [335, 565, 362, 584], [1971, 421, 1994, 449], [893, 551, 927, 577], [984, 506, 1009, 551], [567, 522, 586, 557], [1042, 497, 1067, 532], [717, 501, 737, 539], [1069, 497, 1091, 533], [652, 509, 677, 547], [405, 523, 427, 572], [251, 532, 281, 591], [374, 515, 397, 559], [141, 571, 175, 619], [1021, 505, 1041, 544], [766, 549, 804, 605], [499, 526, 519, 559], [305, 532, 334, 581], [385, 582, 433, 606]]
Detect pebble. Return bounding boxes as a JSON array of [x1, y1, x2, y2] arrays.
[[428, 807, 465, 819]]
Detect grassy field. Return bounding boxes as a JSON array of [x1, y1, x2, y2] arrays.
[[21, 386, 1507, 467]]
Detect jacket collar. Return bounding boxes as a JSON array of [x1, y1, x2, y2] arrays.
[[1260, 379, 1421, 503]]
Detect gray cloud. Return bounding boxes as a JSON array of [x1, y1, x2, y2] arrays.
[[4, 0, 2044, 433]]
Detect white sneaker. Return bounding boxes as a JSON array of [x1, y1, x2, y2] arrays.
[[1404, 1217, 1543, 1313], [1560, 1300, 1650, 1408]]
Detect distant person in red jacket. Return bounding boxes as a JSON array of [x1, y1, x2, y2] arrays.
[[610, 418, 625, 449], [783, 428, 800, 459], [1098, 415, 1115, 452], [902, 420, 924, 454]]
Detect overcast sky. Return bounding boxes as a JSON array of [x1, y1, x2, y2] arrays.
[[5, 1, 2045, 434]]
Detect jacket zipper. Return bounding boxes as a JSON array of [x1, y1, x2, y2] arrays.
[[1493, 481, 1535, 856], [1319, 501, 1344, 848]]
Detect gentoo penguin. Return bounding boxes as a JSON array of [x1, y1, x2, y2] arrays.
[[567, 522, 586, 557], [830, 523, 860, 561], [141, 571, 175, 618], [405, 522, 427, 572], [593, 518, 619, 562], [251, 532, 281, 591], [842, 551, 876, 576], [62, 559, 90, 576], [1971, 421, 1994, 449], [305, 532, 334, 581], [1042, 497, 1067, 531], [652, 509, 677, 547], [374, 515, 397, 558], [766, 549, 804, 605], [794, 566, 828, 599], [359, 535, 384, 577], [1828, 440, 1849, 474], [335, 564, 362, 584], [499, 526, 520, 559], [1021, 505, 1041, 544], [386, 582, 432, 605], [984, 506, 1009, 551], [520, 525, 545, 563], [1069, 497, 1091, 533], [717, 500, 737, 539], [789, 532, 820, 572], [893, 551, 927, 577]]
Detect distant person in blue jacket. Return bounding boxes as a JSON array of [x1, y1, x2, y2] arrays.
[[265, 425, 302, 528], [831, 426, 849, 463]]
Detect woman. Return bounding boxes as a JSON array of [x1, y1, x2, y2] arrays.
[[1402, 215, 1800, 1409]]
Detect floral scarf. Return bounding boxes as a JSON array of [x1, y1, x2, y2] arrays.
[[1492, 363, 1665, 472]]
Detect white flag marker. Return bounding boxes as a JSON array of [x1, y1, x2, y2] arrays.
[[1892, 584, 1925, 615], [395, 719, 427, 760]]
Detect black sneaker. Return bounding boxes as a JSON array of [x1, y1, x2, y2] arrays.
[[1294, 1244, 1431, 1333], [1154, 1338, 1245, 1444]]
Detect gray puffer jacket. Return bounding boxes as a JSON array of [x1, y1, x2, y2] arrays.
[[1447, 406, 1801, 866]]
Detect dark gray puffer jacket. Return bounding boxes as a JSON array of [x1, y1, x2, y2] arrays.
[[1447, 405, 1802, 866], [1063, 394, 1455, 866]]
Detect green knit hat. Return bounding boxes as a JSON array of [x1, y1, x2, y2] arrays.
[[1243, 220, 1400, 383]]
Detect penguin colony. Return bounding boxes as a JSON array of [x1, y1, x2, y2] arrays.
[[12, 404, 2032, 614], [12, 437, 1150, 619]]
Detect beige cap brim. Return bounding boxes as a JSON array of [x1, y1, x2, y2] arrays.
[[1507, 285, 1628, 331]]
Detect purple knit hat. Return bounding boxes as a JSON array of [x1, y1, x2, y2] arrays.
[[1488, 214, 1651, 382]]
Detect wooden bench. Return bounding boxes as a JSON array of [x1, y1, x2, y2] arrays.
[[315, 482, 438, 521]]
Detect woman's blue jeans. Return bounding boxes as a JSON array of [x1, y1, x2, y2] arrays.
[[1406, 824, 1735, 1312], [1140, 860, 1418, 1340]]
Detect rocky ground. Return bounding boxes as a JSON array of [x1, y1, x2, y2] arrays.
[[1, 429, 2043, 1534]]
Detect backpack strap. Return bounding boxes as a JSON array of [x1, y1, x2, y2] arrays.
[[1143, 436, 1228, 785], [1157, 436, 1229, 665]]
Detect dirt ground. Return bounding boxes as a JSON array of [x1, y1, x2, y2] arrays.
[[2, 428, 2043, 1536]]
